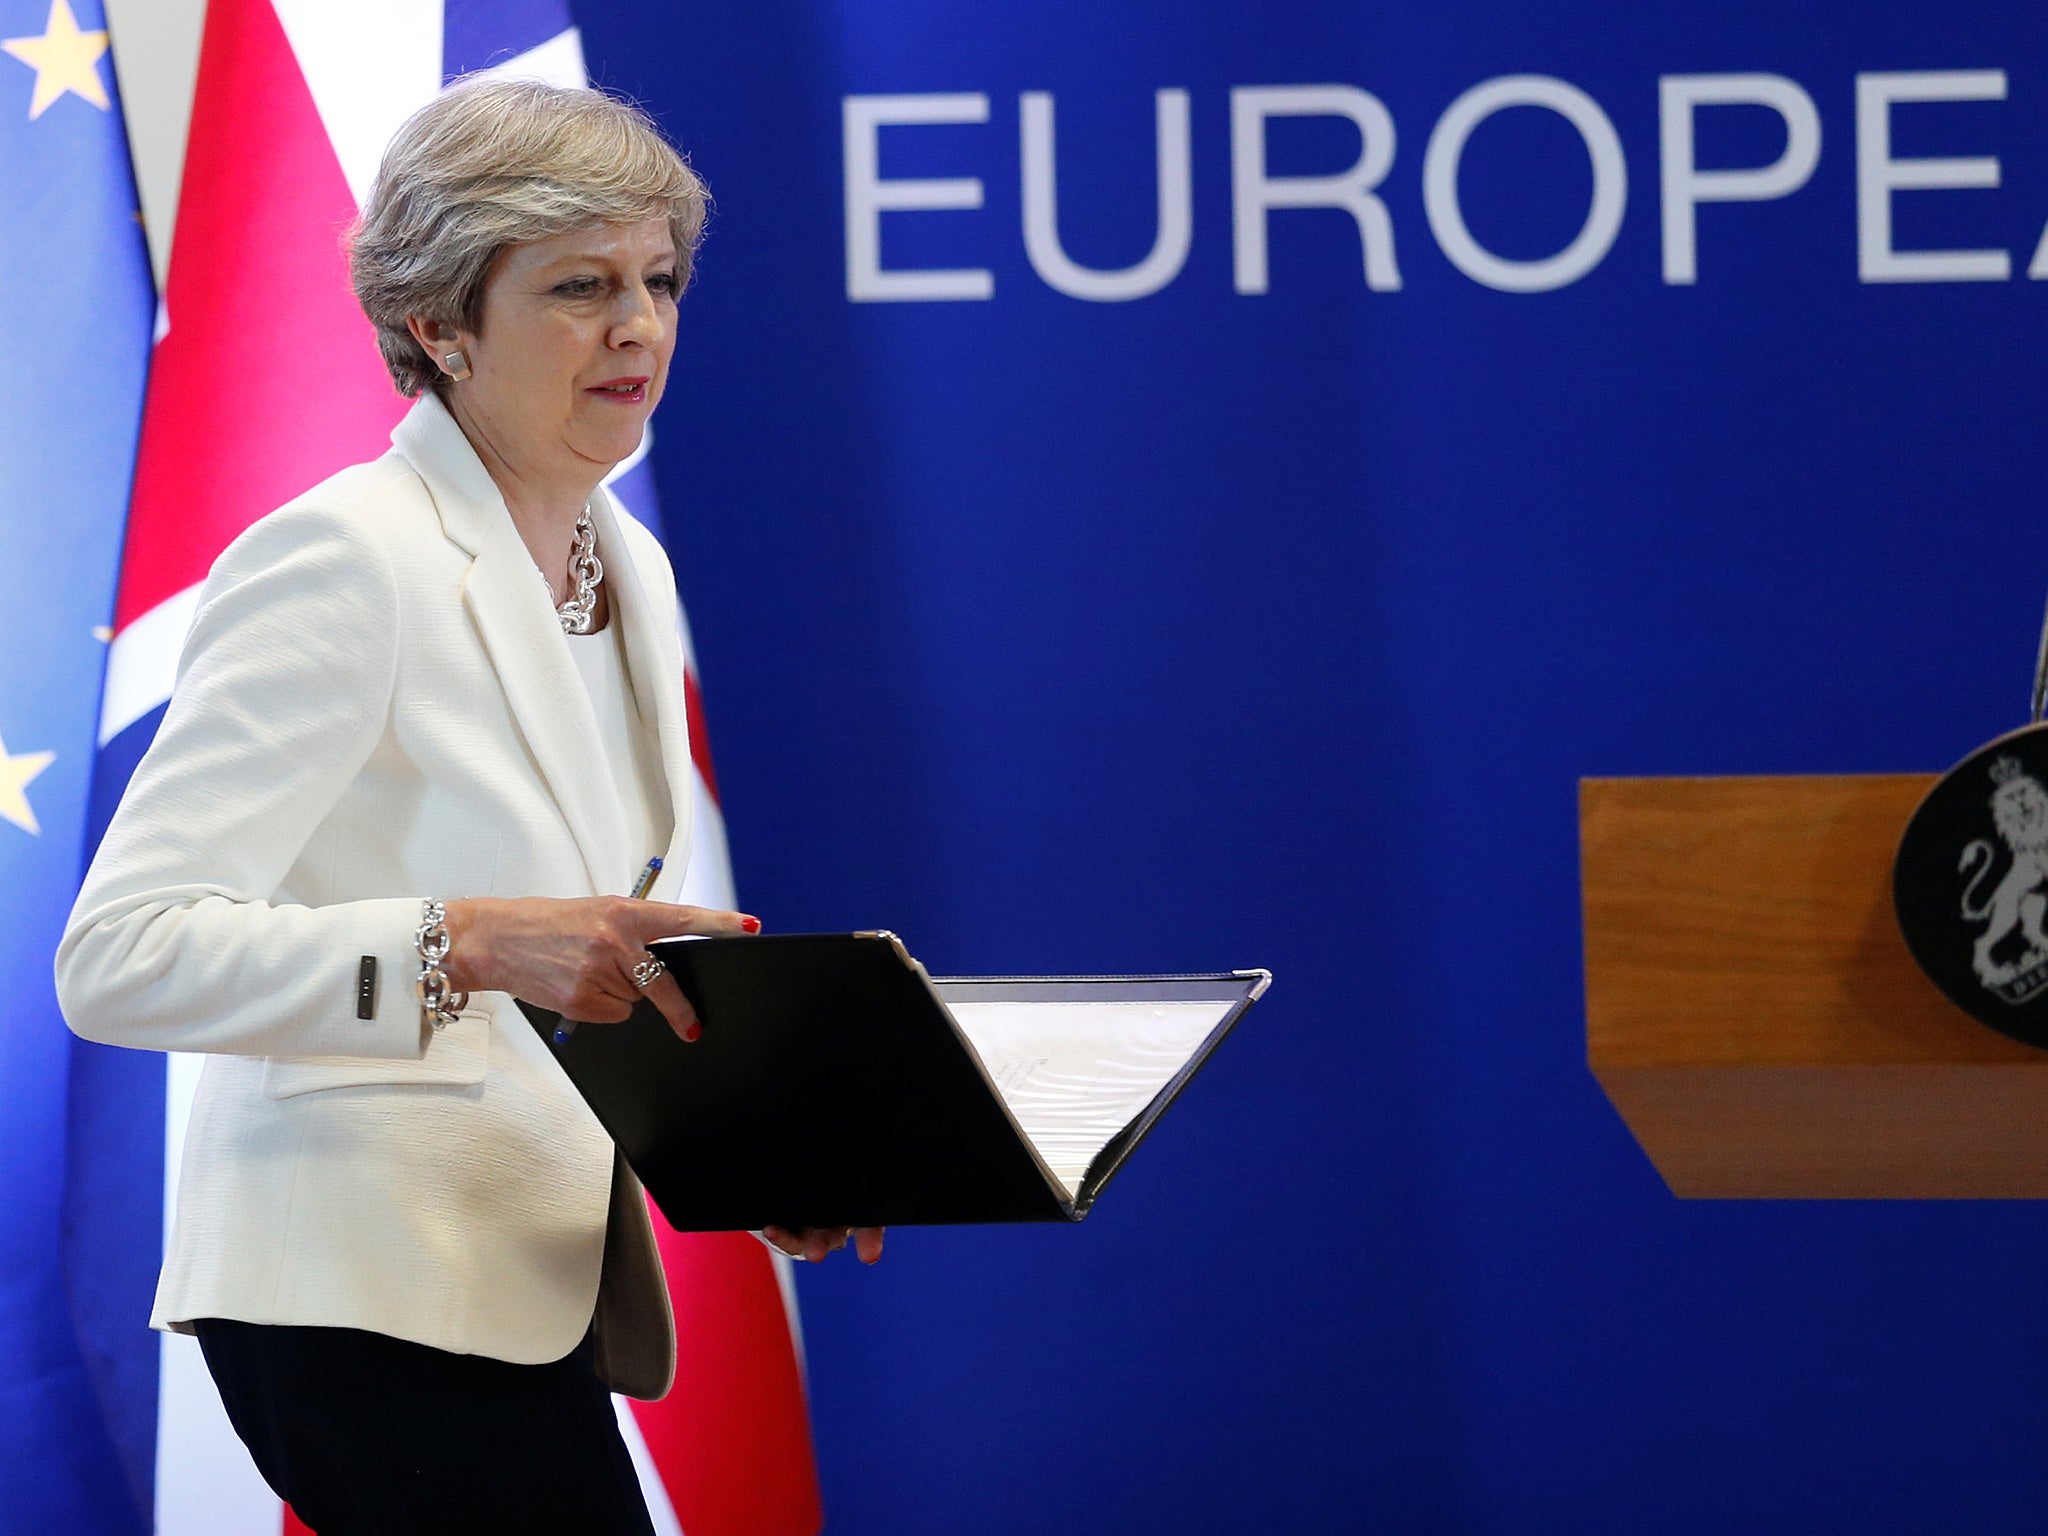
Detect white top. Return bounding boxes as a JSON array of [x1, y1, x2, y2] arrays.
[[567, 611, 673, 894]]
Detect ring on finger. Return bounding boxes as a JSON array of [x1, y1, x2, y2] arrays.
[[629, 955, 667, 990]]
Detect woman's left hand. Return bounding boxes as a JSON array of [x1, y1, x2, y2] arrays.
[[764, 1226, 885, 1265]]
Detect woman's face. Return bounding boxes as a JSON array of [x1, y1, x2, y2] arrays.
[[443, 217, 680, 485]]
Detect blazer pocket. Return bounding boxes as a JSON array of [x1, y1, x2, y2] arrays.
[[261, 1007, 490, 1099]]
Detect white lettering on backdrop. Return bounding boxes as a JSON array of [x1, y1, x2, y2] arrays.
[[1230, 85, 1401, 294], [1659, 74, 1822, 285], [844, 70, 2043, 300], [1422, 74, 1627, 293], [843, 92, 994, 301], [1022, 88, 1192, 300], [1855, 71, 2009, 283]]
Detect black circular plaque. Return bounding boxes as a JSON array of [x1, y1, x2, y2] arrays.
[[1895, 722, 2048, 1049]]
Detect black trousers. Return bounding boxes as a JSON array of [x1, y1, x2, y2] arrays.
[[194, 1318, 656, 1536]]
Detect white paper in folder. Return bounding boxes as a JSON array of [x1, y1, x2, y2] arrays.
[[938, 997, 1240, 1198]]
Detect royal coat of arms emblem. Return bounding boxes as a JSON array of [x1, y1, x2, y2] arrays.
[[1895, 723, 2048, 1046], [1956, 755, 2048, 1003]]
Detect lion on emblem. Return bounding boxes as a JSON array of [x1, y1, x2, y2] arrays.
[[1959, 757, 2048, 988]]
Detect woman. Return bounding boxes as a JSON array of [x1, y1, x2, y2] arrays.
[[57, 78, 876, 1533]]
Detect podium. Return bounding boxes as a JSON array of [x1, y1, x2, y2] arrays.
[[1580, 773, 2048, 1198]]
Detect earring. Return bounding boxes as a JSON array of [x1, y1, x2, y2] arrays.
[[441, 349, 472, 382]]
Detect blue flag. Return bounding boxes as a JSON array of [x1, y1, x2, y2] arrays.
[[0, 0, 154, 1530]]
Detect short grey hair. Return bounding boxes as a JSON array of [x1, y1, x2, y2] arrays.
[[350, 78, 708, 398]]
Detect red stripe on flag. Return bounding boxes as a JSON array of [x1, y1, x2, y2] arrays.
[[683, 664, 720, 807], [283, 1507, 313, 1536], [634, 1225, 823, 1536], [114, 0, 402, 630]]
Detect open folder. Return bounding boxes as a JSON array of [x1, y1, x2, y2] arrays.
[[525, 932, 1268, 1231]]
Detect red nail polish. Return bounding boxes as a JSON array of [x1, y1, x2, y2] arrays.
[[740, 916, 761, 934], [683, 1020, 702, 1043]]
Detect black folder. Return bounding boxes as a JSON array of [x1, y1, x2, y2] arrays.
[[525, 931, 1267, 1231]]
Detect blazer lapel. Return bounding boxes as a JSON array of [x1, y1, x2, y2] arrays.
[[392, 397, 627, 896], [593, 487, 696, 897]]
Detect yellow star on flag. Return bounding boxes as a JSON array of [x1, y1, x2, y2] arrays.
[[0, 730, 54, 835], [2, 0, 110, 120]]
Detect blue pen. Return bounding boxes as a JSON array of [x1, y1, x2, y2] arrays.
[[556, 855, 666, 1045]]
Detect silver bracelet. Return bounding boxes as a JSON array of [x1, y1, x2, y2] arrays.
[[415, 900, 469, 1030]]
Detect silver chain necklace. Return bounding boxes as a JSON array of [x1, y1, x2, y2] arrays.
[[550, 511, 604, 634]]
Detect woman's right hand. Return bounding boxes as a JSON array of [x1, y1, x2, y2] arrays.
[[439, 896, 757, 1041], [764, 1225, 886, 1265]]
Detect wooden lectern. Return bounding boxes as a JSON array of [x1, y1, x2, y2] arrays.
[[1581, 774, 2048, 1198]]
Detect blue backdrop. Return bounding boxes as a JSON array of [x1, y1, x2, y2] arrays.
[[573, 2, 2048, 1530]]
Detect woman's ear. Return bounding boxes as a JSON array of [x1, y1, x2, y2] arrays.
[[406, 315, 472, 382]]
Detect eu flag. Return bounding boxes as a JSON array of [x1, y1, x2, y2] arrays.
[[0, 0, 154, 1531]]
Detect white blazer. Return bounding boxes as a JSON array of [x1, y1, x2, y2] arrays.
[[56, 394, 695, 1399]]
